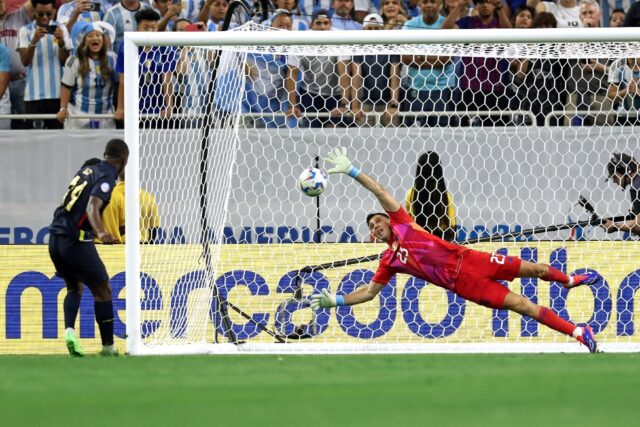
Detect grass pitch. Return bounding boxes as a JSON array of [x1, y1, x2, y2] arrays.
[[1, 353, 638, 427]]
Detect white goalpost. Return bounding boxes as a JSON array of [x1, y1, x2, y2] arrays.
[[125, 27, 640, 355]]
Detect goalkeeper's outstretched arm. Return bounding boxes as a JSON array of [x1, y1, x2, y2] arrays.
[[325, 147, 401, 213]]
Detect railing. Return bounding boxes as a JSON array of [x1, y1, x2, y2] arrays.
[[1, 109, 637, 128]]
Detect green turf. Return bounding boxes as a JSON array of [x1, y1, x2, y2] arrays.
[[1, 354, 639, 427]]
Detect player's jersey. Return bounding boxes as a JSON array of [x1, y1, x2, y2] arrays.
[[372, 207, 467, 290], [49, 159, 118, 241]]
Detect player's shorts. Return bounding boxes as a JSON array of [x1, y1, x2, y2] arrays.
[[452, 250, 522, 309], [48, 233, 109, 288]]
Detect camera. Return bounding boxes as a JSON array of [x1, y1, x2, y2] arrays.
[[47, 24, 57, 34], [87, 2, 101, 12]]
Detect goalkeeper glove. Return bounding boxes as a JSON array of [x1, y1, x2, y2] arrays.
[[309, 289, 345, 311], [325, 147, 360, 178]]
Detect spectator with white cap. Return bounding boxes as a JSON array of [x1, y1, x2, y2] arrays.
[[356, 12, 402, 126]]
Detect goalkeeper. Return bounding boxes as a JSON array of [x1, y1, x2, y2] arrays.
[[311, 148, 601, 353]]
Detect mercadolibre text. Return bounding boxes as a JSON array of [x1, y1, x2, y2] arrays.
[[5, 248, 640, 340]]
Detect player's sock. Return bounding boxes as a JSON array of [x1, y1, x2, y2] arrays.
[[572, 327, 583, 338], [535, 306, 575, 336], [94, 300, 115, 346], [541, 265, 570, 285], [63, 290, 81, 329]]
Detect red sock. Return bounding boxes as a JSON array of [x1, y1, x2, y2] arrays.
[[535, 307, 576, 336], [541, 265, 570, 285]]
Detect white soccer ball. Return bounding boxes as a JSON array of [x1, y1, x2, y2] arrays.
[[297, 167, 328, 197]]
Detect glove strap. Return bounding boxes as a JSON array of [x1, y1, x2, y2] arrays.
[[336, 295, 345, 306], [347, 167, 360, 179]]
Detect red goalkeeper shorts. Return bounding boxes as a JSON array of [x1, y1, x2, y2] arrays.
[[453, 250, 522, 309]]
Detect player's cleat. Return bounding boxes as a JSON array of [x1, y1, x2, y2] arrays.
[[577, 325, 599, 353], [566, 271, 599, 289], [65, 330, 85, 357], [99, 345, 120, 357]]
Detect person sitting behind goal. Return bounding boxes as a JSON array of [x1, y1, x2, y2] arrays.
[[607, 57, 640, 126], [96, 168, 161, 244]]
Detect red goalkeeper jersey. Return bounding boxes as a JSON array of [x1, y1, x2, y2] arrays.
[[372, 207, 467, 290]]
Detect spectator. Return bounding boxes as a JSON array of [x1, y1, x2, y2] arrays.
[[299, 0, 331, 22], [530, 0, 581, 28], [155, 0, 181, 31], [624, 2, 640, 27], [264, 0, 309, 30], [354, 13, 401, 126], [566, 0, 611, 125], [512, 4, 534, 28], [331, 0, 363, 29], [115, 9, 177, 127], [0, 0, 34, 129], [0, 43, 11, 129], [172, 0, 203, 23], [511, 12, 569, 125], [57, 22, 117, 129], [602, 2, 634, 27], [609, 7, 624, 27], [172, 18, 210, 127], [17, 0, 72, 129], [57, 0, 107, 33], [508, 6, 534, 124], [443, 0, 511, 126], [380, 0, 408, 29], [607, 57, 640, 125], [330, 0, 364, 125], [243, 9, 300, 128], [104, 0, 152, 52], [400, 0, 457, 127], [288, 9, 356, 127], [198, 0, 229, 30], [405, 0, 420, 17]]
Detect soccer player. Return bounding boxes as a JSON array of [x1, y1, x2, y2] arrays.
[[48, 139, 128, 357], [97, 168, 161, 244], [311, 148, 601, 353], [602, 152, 640, 235]]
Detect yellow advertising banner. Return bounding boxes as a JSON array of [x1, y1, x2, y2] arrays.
[[1, 243, 639, 354]]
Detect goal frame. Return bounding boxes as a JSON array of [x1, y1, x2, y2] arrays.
[[124, 28, 640, 355]]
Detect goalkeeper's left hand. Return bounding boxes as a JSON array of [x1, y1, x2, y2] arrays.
[[325, 147, 358, 177], [309, 289, 340, 311]]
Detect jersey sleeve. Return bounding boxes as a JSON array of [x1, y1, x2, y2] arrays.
[[387, 206, 414, 225], [371, 262, 394, 285], [90, 178, 116, 203]]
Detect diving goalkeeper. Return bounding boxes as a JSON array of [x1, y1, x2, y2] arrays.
[[311, 148, 601, 353]]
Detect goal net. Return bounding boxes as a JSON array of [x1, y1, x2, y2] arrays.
[[125, 25, 640, 354]]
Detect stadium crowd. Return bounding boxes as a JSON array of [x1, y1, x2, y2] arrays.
[[0, 0, 639, 129]]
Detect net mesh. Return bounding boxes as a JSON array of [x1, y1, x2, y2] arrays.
[[130, 24, 640, 353]]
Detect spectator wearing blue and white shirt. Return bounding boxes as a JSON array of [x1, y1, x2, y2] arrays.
[[197, 0, 228, 30], [17, 0, 73, 129], [155, 0, 181, 31], [0, 43, 12, 129], [57, 0, 109, 33], [263, 0, 309, 30], [115, 8, 177, 126], [57, 22, 118, 129], [104, 0, 152, 52], [0, 0, 35, 129]]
